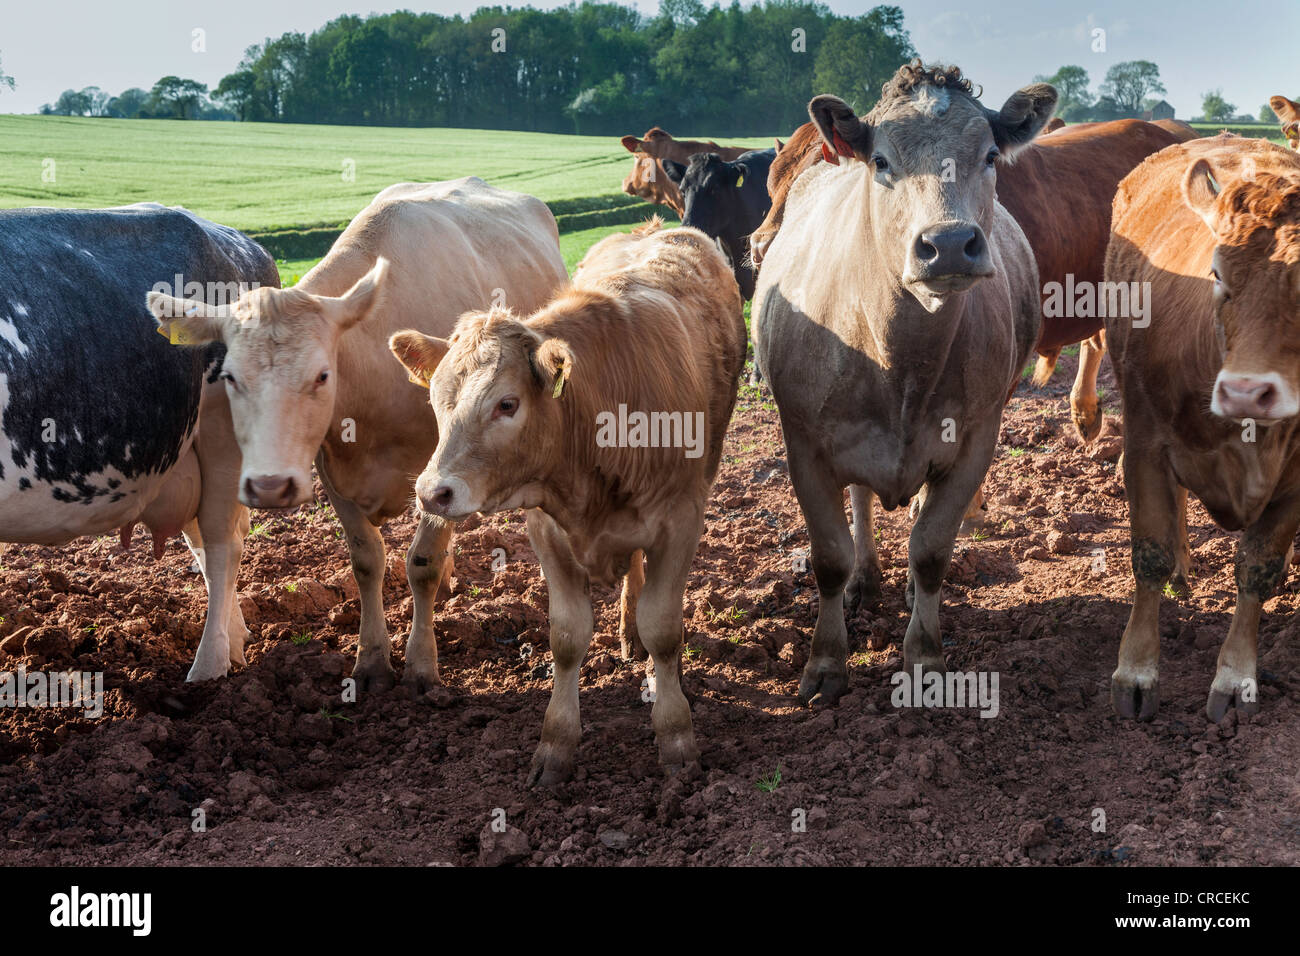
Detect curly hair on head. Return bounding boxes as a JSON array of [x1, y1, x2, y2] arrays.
[[879, 58, 981, 105]]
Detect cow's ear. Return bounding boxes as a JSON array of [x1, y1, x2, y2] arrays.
[[1270, 95, 1300, 124], [732, 163, 749, 188], [146, 292, 227, 346], [662, 160, 687, 185], [809, 95, 872, 163], [985, 83, 1058, 156], [532, 337, 575, 398], [1182, 158, 1224, 231], [620, 135, 642, 154], [775, 138, 785, 152], [389, 330, 450, 388], [321, 257, 388, 330]]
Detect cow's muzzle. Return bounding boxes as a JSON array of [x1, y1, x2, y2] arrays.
[[241, 472, 310, 509], [1211, 370, 1299, 423], [905, 221, 994, 291]]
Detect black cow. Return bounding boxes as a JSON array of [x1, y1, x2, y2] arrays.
[[0, 203, 278, 680], [663, 148, 776, 300]]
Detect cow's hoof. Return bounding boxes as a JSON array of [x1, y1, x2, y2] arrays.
[[526, 745, 575, 787], [228, 636, 249, 667], [1072, 404, 1103, 443], [902, 651, 946, 676], [351, 656, 398, 694], [185, 660, 230, 682], [656, 733, 700, 774], [619, 635, 649, 662], [401, 665, 441, 695], [1111, 673, 1158, 721], [845, 564, 883, 615], [798, 657, 849, 708], [1206, 677, 1259, 723]]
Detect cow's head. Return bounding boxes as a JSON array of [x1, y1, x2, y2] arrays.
[[663, 152, 752, 239], [146, 259, 387, 508], [1183, 156, 1300, 423], [1269, 95, 1300, 150], [621, 136, 683, 214], [809, 61, 1056, 313], [389, 307, 571, 520]]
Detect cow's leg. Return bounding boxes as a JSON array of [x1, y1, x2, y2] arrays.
[[1111, 444, 1179, 720], [318, 457, 395, 693], [639, 517, 702, 774], [845, 485, 882, 614], [786, 447, 853, 706], [526, 509, 593, 786], [402, 513, 454, 692], [1207, 500, 1300, 721], [186, 402, 248, 682], [1070, 331, 1107, 443], [905, 442, 992, 674], [618, 549, 647, 661], [1171, 486, 1192, 597], [1030, 347, 1059, 387], [183, 515, 250, 666]]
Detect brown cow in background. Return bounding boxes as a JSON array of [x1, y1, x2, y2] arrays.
[[619, 127, 750, 216], [752, 117, 1181, 442], [1106, 134, 1300, 722], [1269, 95, 1300, 149]]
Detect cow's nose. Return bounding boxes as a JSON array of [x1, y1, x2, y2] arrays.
[[420, 484, 454, 516], [912, 223, 989, 277], [1215, 376, 1279, 420], [243, 474, 296, 508]]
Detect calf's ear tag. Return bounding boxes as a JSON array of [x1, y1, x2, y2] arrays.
[[552, 358, 570, 398], [156, 322, 194, 346], [820, 142, 840, 166], [735, 172, 745, 187]]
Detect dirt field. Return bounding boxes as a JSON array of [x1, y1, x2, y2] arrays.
[[1, 353, 1297, 867]]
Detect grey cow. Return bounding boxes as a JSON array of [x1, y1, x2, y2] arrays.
[[753, 62, 1052, 704]]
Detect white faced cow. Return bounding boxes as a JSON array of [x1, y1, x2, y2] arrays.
[[0, 204, 278, 679], [148, 179, 568, 690], [753, 62, 1051, 704]]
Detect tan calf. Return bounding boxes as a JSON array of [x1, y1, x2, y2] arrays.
[[391, 222, 745, 784]]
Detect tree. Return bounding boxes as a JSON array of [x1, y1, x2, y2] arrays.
[[0, 52, 14, 94], [1259, 103, 1278, 123], [149, 76, 209, 119], [106, 88, 151, 118], [52, 88, 93, 116], [1201, 89, 1235, 124], [1035, 65, 1091, 121], [812, 6, 915, 114], [1098, 60, 1165, 116]]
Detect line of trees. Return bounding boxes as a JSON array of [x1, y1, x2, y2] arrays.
[[39, 77, 232, 120], [1036, 61, 1171, 122], [205, 1, 914, 136]]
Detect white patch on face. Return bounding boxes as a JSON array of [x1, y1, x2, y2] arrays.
[[914, 86, 950, 117], [0, 315, 29, 355]]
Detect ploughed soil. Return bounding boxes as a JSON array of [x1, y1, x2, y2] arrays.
[[1, 353, 1298, 867]]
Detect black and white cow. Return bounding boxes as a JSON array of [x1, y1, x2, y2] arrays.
[[0, 203, 279, 680], [662, 148, 776, 299]]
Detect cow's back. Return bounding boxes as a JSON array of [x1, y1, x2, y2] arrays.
[[997, 119, 1181, 350], [0, 205, 277, 543]]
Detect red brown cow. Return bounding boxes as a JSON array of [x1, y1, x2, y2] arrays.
[[1106, 134, 1300, 722], [620, 127, 750, 217], [752, 117, 1182, 441], [1269, 95, 1300, 149]]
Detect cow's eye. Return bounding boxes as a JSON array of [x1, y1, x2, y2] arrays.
[[316, 370, 329, 385], [986, 147, 1000, 167], [494, 397, 519, 419], [220, 370, 237, 388], [1211, 269, 1230, 300], [871, 154, 890, 174]]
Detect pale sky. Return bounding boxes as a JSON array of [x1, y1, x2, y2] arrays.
[[0, 0, 1293, 121]]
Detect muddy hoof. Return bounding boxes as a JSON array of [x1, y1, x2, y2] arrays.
[[352, 656, 398, 694], [798, 659, 849, 708], [1206, 680, 1259, 723], [1072, 406, 1103, 444], [527, 748, 574, 788], [401, 665, 441, 695], [902, 652, 946, 676], [1111, 674, 1158, 721], [845, 565, 883, 615]]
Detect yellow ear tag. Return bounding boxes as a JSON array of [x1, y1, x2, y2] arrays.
[[156, 322, 194, 345], [552, 359, 570, 398], [736, 173, 744, 187]]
